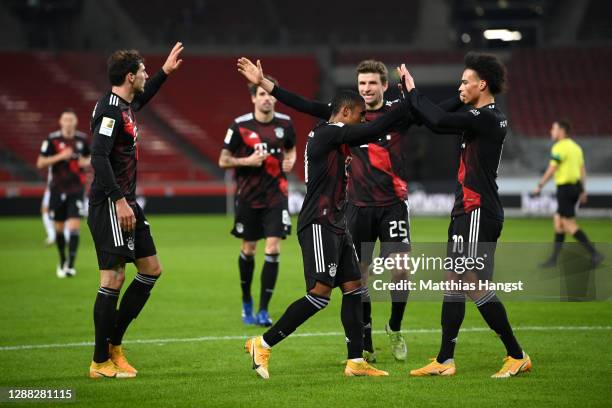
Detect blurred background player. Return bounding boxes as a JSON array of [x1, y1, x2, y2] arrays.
[[399, 53, 531, 379], [87, 43, 183, 379], [41, 168, 55, 245], [242, 85, 407, 379], [237, 58, 414, 360], [36, 108, 90, 278], [534, 120, 603, 267], [219, 77, 296, 326]]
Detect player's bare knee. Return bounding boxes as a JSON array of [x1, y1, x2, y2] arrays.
[[100, 266, 125, 289], [340, 279, 361, 293], [265, 240, 281, 255], [241, 241, 257, 256], [309, 281, 332, 299]]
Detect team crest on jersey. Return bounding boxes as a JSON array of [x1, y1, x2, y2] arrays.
[[328, 263, 337, 277], [127, 236, 135, 251], [274, 127, 285, 139]]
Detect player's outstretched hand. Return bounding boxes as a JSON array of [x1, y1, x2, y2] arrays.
[[237, 57, 265, 86], [162, 42, 184, 75], [115, 197, 136, 232], [396, 64, 416, 92]]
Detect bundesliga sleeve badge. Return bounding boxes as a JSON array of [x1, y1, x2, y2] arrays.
[[100, 117, 116, 137]]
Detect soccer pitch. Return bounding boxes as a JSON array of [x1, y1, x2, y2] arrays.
[[0, 215, 611, 407]]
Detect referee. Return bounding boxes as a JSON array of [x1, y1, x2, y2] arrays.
[[533, 120, 603, 267]]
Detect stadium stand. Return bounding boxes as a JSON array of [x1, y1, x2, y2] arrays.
[[579, 0, 612, 41], [506, 47, 612, 137], [0, 52, 212, 183], [120, 0, 418, 46]]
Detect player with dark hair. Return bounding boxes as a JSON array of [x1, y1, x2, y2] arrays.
[[398, 52, 532, 378], [534, 120, 603, 267], [87, 43, 183, 379], [237, 57, 430, 362], [37, 108, 90, 278], [218, 75, 297, 327], [239, 79, 408, 378]]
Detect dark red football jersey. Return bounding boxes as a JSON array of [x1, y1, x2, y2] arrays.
[[223, 112, 296, 208]]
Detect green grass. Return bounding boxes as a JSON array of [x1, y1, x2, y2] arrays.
[[0, 215, 611, 407]]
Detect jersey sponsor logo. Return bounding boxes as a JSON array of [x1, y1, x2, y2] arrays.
[[274, 127, 285, 139], [499, 120, 507, 128], [224, 128, 233, 144], [100, 117, 116, 137], [469, 109, 480, 116], [254, 142, 268, 155]]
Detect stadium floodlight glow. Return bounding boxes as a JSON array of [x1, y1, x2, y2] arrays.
[[483, 29, 522, 41]]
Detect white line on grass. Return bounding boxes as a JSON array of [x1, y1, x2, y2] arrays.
[[1, 326, 610, 352]]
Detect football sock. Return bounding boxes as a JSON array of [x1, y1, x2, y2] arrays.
[[550, 232, 565, 261], [437, 292, 466, 363], [362, 289, 374, 353], [342, 287, 364, 359], [43, 212, 55, 241], [110, 273, 159, 346], [262, 293, 328, 347], [93, 287, 119, 363], [389, 285, 409, 331], [573, 229, 596, 255], [476, 291, 523, 359], [259, 253, 279, 311], [239, 251, 254, 303], [67, 230, 80, 269], [55, 232, 66, 266]]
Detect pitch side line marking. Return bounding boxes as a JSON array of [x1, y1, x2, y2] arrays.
[[0, 326, 610, 352]]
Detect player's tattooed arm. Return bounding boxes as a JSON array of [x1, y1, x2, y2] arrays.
[[237, 57, 330, 119], [218, 149, 267, 168], [133, 42, 184, 111]]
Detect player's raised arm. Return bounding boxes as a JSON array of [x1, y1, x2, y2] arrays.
[[398, 65, 482, 133], [237, 57, 331, 119], [132, 42, 184, 111]]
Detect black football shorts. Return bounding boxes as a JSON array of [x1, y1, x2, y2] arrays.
[[346, 200, 411, 265], [231, 201, 291, 241], [446, 208, 502, 280], [49, 188, 85, 221], [87, 198, 157, 269], [298, 223, 361, 291]]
